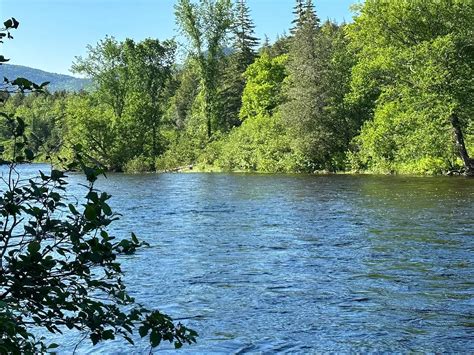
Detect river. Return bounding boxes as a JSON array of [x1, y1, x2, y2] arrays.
[[3, 165, 474, 353]]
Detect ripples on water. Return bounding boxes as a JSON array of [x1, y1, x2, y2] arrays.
[[3, 165, 473, 353]]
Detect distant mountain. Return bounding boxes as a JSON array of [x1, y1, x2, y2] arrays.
[[0, 64, 91, 92]]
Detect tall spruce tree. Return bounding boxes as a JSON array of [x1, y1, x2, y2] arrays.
[[219, 0, 259, 130], [282, 0, 333, 171], [233, 0, 259, 68], [291, 0, 306, 34]]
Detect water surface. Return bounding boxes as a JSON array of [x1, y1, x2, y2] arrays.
[[3, 165, 474, 353]]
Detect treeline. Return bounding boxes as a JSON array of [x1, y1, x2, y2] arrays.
[[2, 0, 473, 175]]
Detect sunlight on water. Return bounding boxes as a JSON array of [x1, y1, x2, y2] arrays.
[[3, 165, 473, 353]]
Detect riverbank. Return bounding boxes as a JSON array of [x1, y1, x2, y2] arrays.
[[156, 163, 473, 177]]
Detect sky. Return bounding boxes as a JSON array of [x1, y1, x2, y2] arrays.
[[1, 0, 358, 76]]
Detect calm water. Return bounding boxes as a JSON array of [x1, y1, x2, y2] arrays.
[[3, 165, 474, 353]]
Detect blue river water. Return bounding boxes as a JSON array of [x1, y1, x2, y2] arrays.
[[3, 165, 474, 353]]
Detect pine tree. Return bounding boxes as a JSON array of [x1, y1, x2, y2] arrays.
[[283, 0, 338, 171], [291, 0, 306, 34], [303, 0, 320, 29], [259, 34, 271, 55], [219, 0, 259, 130], [233, 0, 259, 69]]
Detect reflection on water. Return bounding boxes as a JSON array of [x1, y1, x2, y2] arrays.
[[2, 165, 473, 353]]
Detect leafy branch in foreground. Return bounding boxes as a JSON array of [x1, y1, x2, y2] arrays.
[[0, 119, 197, 352], [1, 18, 49, 103], [0, 17, 196, 353]]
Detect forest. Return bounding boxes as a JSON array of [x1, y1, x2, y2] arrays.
[[1, 0, 473, 176]]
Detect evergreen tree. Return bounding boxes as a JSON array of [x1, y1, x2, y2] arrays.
[[258, 34, 291, 58], [233, 0, 259, 68], [268, 34, 291, 57], [291, 0, 306, 34], [259, 34, 271, 54], [282, 0, 332, 171], [219, 0, 259, 130], [303, 0, 319, 29]]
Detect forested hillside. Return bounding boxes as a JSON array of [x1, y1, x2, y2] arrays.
[[0, 64, 90, 92], [1, 0, 473, 175]]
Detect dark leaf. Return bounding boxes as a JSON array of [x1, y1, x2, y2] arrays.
[[12, 18, 20, 29], [24, 148, 34, 161], [84, 205, 97, 220], [28, 241, 41, 254], [150, 330, 161, 347], [138, 325, 148, 338]]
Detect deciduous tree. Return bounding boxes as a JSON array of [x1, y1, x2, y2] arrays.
[[347, 0, 474, 175], [175, 0, 233, 138]]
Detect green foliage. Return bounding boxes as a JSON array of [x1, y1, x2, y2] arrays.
[[233, 0, 259, 66], [124, 154, 155, 173], [260, 34, 291, 58], [349, 96, 457, 174], [156, 52, 292, 172], [206, 54, 296, 173], [214, 113, 297, 172], [62, 92, 124, 170], [4, 2, 473, 176], [0, 118, 197, 352], [218, 0, 259, 131], [282, 4, 354, 172], [70, 37, 176, 170], [165, 59, 200, 131], [0, 19, 197, 351], [347, 0, 474, 175], [0, 92, 66, 160], [155, 131, 203, 171], [175, 0, 234, 138], [240, 53, 287, 120]]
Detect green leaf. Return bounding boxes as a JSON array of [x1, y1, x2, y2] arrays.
[[51, 169, 65, 181], [47, 343, 59, 349], [68, 203, 79, 215], [28, 241, 41, 254], [102, 203, 112, 216], [150, 330, 162, 347], [138, 325, 148, 338], [3, 19, 13, 28], [100, 230, 109, 240], [90, 333, 100, 345], [11, 77, 34, 90], [124, 335, 134, 345], [3, 18, 19, 29], [24, 148, 34, 161], [102, 330, 114, 340], [84, 205, 97, 220], [83, 167, 99, 183]]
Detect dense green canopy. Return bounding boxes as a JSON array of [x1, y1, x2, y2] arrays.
[[2, 0, 472, 175]]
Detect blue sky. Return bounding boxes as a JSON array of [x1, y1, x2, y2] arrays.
[[1, 0, 358, 76]]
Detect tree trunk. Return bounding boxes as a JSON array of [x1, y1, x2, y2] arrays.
[[451, 114, 474, 176]]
